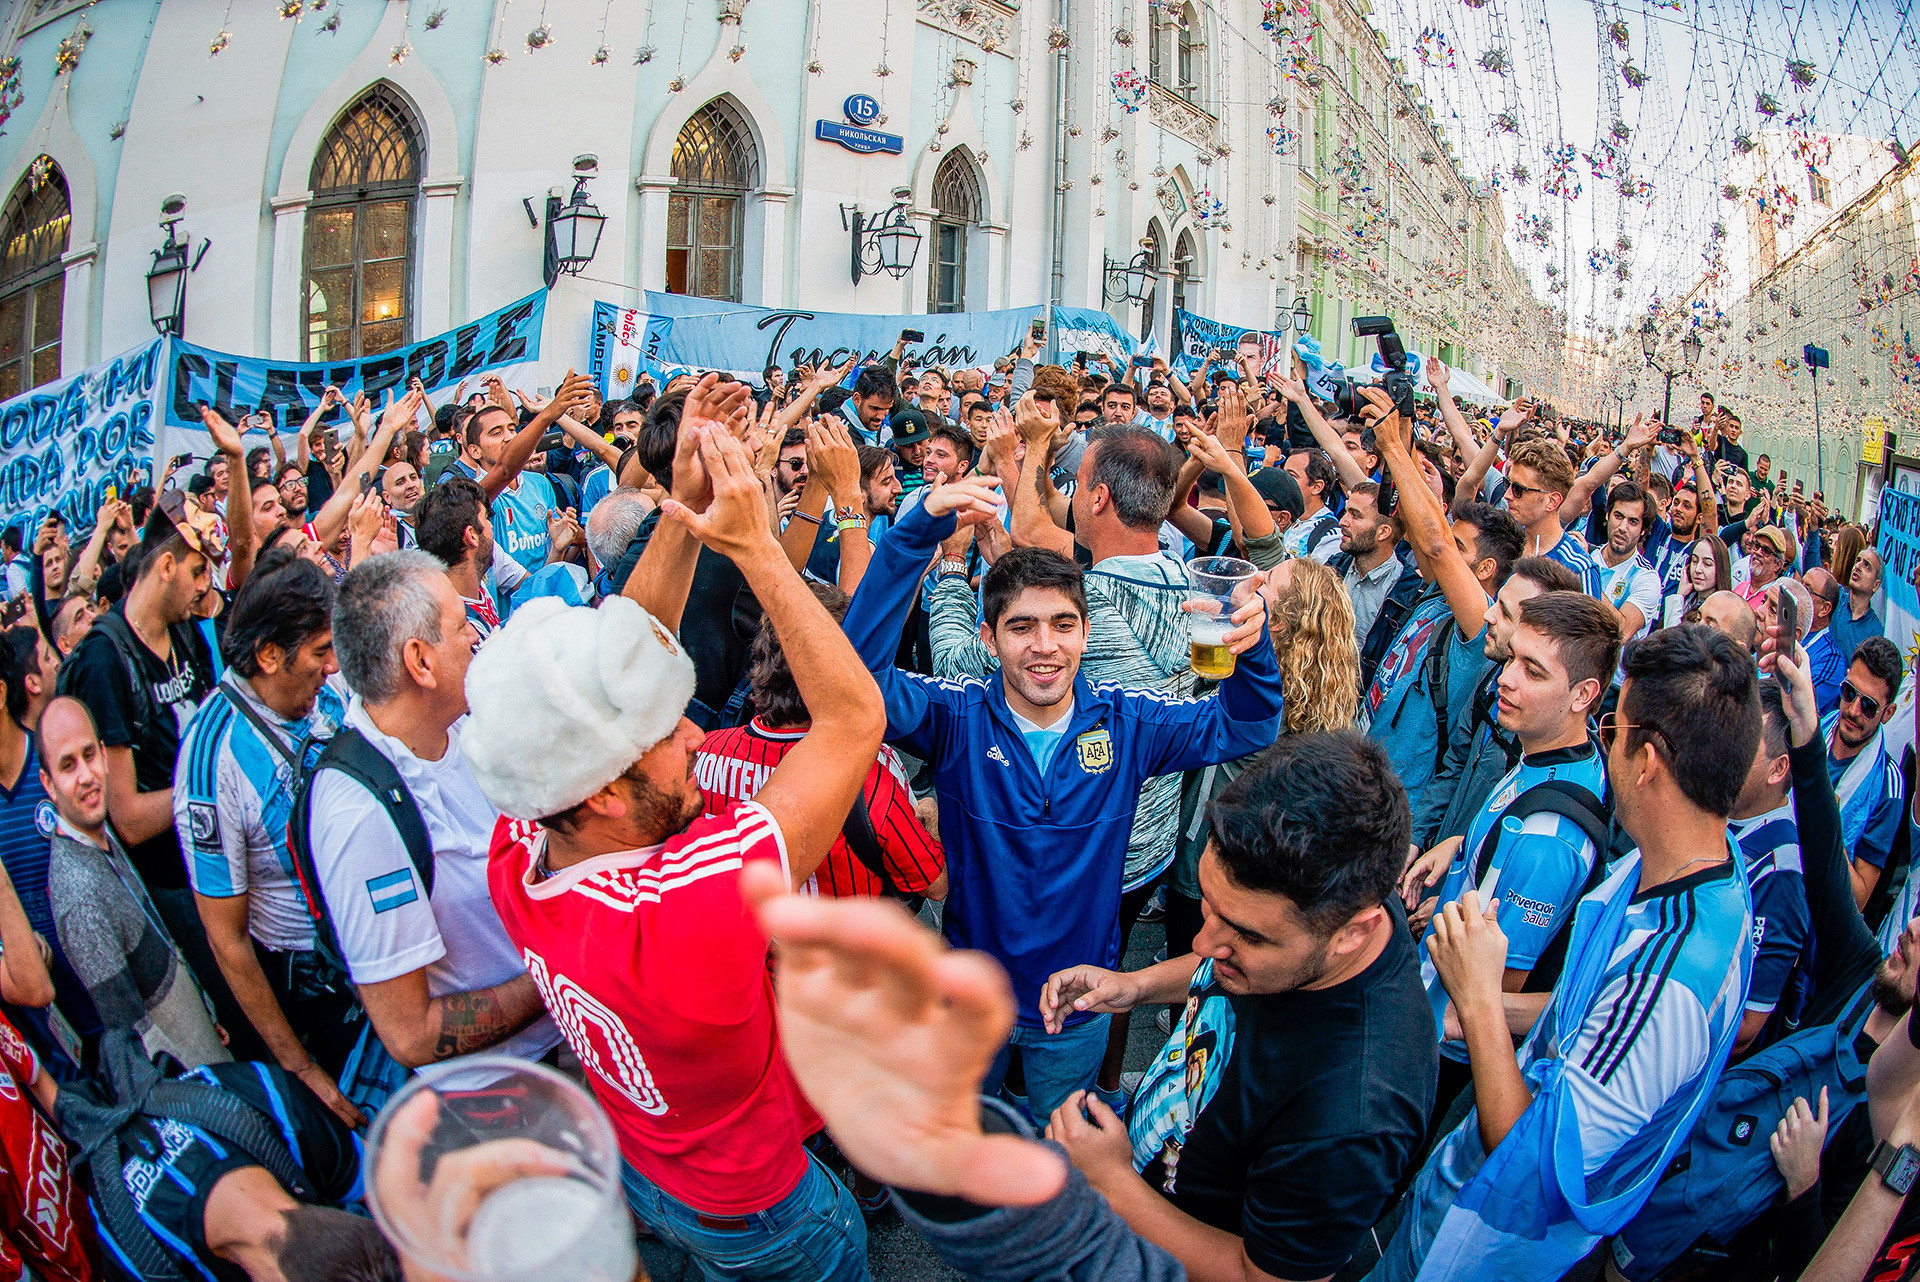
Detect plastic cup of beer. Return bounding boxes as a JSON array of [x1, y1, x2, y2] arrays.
[[366, 1055, 638, 1282], [1186, 556, 1259, 680]]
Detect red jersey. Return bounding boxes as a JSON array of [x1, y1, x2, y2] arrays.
[[0, 1013, 93, 1282], [696, 719, 944, 900], [486, 802, 819, 1216]]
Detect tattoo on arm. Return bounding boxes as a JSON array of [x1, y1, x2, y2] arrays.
[[428, 983, 539, 1061]]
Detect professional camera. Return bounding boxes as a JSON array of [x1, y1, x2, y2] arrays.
[[1353, 315, 1417, 421]]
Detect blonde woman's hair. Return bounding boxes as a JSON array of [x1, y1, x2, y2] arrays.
[[1272, 559, 1361, 735]]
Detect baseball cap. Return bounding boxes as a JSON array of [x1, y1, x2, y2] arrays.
[[1249, 466, 1306, 521], [890, 407, 932, 446]]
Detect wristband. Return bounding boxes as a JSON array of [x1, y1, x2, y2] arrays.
[[790, 508, 823, 527], [836, 514, 869, 532], [834, 505, 866, 525]]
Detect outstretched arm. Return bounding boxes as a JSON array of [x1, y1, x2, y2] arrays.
[[1366, 388, 1489, 639], [623, 374, 750, 631], [202, 407, 254, 588], [478, 371, 595, 503], [661, 427, 886, 886], [1273, 373, 1367, 489], [1005, 398, 1075, 557]]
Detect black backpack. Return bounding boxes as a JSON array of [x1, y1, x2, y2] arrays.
[[57, 1031, 313, 1281], [285, 726, 436, 990], [1468, 775, 1631, 992], [841, 791, 927, 914]]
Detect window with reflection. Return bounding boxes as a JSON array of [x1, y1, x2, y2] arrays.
[[668, 99, 758, 301], [928, 150, 982, 313], [0, 159, 70, 399], [304, 85, 420, 361], [1138, 225, 1161, 344], [1172, 230, 1195, 316]]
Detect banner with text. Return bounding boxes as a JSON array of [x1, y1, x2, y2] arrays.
[[1875, 485, 1920, 759], [0, 340, 164, 538], [1170, 308, 1290, 380], [589, 294, 1044, 400], [164, 292, 546, 435]]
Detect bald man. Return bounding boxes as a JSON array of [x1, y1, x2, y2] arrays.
[[1700, 590, 1759, 655], [1800, 568, 1845, 715], [39, 697, 228, 1067]]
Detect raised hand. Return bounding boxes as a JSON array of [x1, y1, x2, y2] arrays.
[[543, 370, 597, 424], [1495, 397, 1535, 439], [923, 474, 1005, 530], [1012, 391, 1059, 446], [1428, 357, 1451, 394], [1214, 379, 1250, 454], [1185, 425, 1236, 474], [199, 404, 246, 457], [810, 355, 856, 392], [1623, 411, 1657, 453], [484, 375, 513, 412], [381, 388, 427, 435], [806, 416, 861, 504], [740, 860, 1067, 1207], [660, 426, 780, 562], [983, 407, 1021, 470]]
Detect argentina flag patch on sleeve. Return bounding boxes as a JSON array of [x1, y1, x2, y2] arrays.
[[366, 869, 419, 914]]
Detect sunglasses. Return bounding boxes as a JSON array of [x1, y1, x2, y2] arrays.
[[1598, 711, 1674, 758], [1505, 478, 1543, 500], [1841, 680, 1883, 719]]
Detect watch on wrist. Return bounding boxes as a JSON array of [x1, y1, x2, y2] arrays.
[[1873, 1140, 1920, 1196], [937, 557, 969, 579]]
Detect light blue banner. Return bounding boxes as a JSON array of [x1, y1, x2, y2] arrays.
[[0, 340, 163, 537], [1046, 306, 1140, 368], [165, 290, 546, 431], [1171, 307, 1287, 379], [591, 294, 1045, 400]]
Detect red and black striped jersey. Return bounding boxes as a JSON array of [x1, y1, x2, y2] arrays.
[[695, 718, 945, 899]]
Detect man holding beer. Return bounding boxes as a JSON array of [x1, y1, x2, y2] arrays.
[[842, 470, 1284, 1124]]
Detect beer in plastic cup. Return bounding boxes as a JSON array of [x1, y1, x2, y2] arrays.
[[1186, 556, 1259, 680], [366, 1056, 638, 1282]]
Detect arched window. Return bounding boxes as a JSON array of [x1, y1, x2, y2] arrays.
[[1171, 230, 1196, 316], [669, 99, 758, 301], [0, 160, 70, 399], [928, 150, 982, 313], [303, 85, 421, 361], [1177, 5, 1200, 100]]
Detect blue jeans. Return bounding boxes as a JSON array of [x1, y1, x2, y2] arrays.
[[981, 1014, 1112, 1125], [621, 1151, 870, 1282]]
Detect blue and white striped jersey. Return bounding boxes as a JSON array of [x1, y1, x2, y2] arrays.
[[172, 674, 345, 950], [1542, 528, 1604, 598], [1420, 743, 1607, 1060], [1728, 800, 1812, 1030], [1392, 846, 1754, 1281]]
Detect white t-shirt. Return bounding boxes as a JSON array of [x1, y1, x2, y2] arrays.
[[1598, 552, 1662, 641], [309, 697, 559, 1062]]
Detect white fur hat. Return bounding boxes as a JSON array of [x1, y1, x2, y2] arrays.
[[462, 595, 697, 820]]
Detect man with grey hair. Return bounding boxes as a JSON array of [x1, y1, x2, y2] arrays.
[[583, 485, 654, 596], [302, 550, 558, 1071]]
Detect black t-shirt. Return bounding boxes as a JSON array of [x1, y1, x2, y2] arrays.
[[55, 607, 215, 889], [612, 508, 758, 719], [104, 1061, 361, 1281], [305, 457, 335, 513], [1138, 900, 1437, 1279]]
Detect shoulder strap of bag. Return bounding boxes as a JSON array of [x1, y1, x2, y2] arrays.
[[839, 788, 903, 899], [287, 727, 435, 976], [1470, 777, 1614, 888]]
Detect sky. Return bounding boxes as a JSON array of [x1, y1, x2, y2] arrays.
[[1368, 0, 1920, 349]]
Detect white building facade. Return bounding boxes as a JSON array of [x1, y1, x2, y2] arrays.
[[0, 0, 1533, 393]]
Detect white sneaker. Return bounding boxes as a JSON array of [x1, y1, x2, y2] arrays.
[[1120, 1071, 1145, 1096], [1155, 1007, 1172, 1034]]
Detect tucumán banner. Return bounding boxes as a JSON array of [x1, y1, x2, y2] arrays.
[[590, 293, 1064, 400], [0, 339, 163, 538]]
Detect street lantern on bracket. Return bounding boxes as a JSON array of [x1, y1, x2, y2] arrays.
[[1291, 295, 1312, 333], [1641, 319, 1704, 427], [146, 193, 208, 337], [843, 188, 923, 286], [1102, 238, 1156, 306], [525, 155, 607, 290]]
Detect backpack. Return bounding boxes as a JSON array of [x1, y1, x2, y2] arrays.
[[56, 1030, 314, 1282], [1608, 982, 1879, 1282], [284, 726, 436, 990], [841, 790, 927, 914], [1468, 774, 1631, 992]]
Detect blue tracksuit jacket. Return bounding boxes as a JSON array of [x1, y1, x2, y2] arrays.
[[844, 501, 1285, 1026]]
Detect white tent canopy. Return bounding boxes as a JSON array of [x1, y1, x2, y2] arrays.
[[1422, 362, 1509, 408]]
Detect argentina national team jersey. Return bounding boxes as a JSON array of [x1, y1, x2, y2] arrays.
[[1823, 710, 1904, 877], [1728, 801, 1812, 1032], [492, 471, 556, 567], [1400, 847, 1753, 1281], [1542, 528, 1604, 598], [1419, 743, 1607, 1060], [174, 675, 347, 950]]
